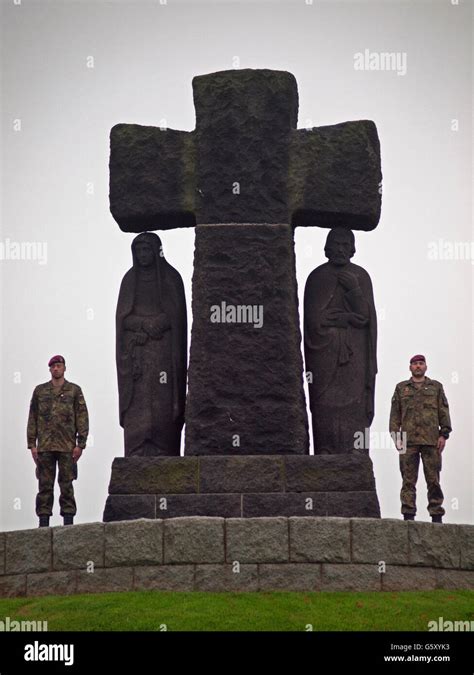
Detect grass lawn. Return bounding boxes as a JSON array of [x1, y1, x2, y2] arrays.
[[0, 590, 473, 631]]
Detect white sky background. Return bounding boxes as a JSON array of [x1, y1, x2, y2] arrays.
[[0, 0, 472, 530]]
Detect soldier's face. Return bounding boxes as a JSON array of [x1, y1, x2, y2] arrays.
[[50, 362, 65, 379], [135, 243, 154, 268], [410, 360, 427, 377]]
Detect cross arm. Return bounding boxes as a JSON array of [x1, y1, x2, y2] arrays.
[[289, 120, 382, 231], [109, 123, 196, 232]]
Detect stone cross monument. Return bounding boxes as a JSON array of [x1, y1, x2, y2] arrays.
[[104, 69, 382, 521], [109, 69, 381, 456]]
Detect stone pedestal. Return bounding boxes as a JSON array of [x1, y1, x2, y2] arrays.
[[103, 454, 380, 521], [184, 223, 309, 455], [3, 518, 474, 598]]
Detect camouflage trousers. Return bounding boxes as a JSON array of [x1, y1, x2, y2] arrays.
[[399, 445, 444, 517], [35, 451, 77, 517]]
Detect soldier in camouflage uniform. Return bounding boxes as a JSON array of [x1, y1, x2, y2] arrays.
[[389, 354, 452, 524], [27, 355, 89, 527]]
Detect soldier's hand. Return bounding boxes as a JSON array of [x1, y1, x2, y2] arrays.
[[30, 447, 38, 464], [390, 432, 405, 452], [437, 436, 446, 453], [72, 446, 83, 462]]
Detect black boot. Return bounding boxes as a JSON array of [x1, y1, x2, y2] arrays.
[[38, 515, 50, 527], [63, 514, 74, 526], [432, 515, 443, 524], [403, 514, 415, 521]]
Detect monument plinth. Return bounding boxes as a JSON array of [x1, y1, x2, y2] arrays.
[[103, 454, 380, 521]]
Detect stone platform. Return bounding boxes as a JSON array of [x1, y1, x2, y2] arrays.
[[1, 518, 473, 597], [103, 454, 380, 522]]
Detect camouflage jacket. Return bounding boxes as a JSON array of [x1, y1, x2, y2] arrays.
[[389, 376, 452, 447], [27, 380, 89, 452]]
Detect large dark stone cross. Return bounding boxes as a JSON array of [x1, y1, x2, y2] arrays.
[[109, 68, 381, 456]]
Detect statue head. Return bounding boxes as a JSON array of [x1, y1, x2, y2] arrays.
[[324, 227, 355, 267], [132, 232, 163, 268]]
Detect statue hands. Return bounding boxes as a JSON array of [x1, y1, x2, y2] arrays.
[[157, 312, 171, 332], [321, 308, 368, 329], [143, 319, 161, 339], [143, 314, 171, 340], [134, 332, 148, 345], [337, 270, 359, 291], [321, 308, 353, 328]]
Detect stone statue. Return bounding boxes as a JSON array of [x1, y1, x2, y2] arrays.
[[304, 227, 377, 454], [116, 232, 187, 456]]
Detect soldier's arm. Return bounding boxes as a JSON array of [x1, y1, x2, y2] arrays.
[[438, 385, 452, 438], [389, 387, 401, 447], [74, 387, 89, 449], [27, 388, 38, 448]]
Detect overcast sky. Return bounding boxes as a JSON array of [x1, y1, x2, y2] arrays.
[[1, 0, 472, 530]]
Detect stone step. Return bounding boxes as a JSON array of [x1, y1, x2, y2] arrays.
[[107, 453, 378, 494], [103, 491, 380, 522]]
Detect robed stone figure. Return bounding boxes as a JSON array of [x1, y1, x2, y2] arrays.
[[116, 232, 187, 456], [304, 227, 377, 454]]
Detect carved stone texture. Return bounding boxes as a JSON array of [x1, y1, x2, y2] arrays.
[[102, 455, 380, 520], [109, 69, 381, 230], [185, 223, 309, 455]]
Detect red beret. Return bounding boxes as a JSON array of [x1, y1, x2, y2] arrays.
[[410, 354, 426, 364], [48, 355, 65, 367]]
